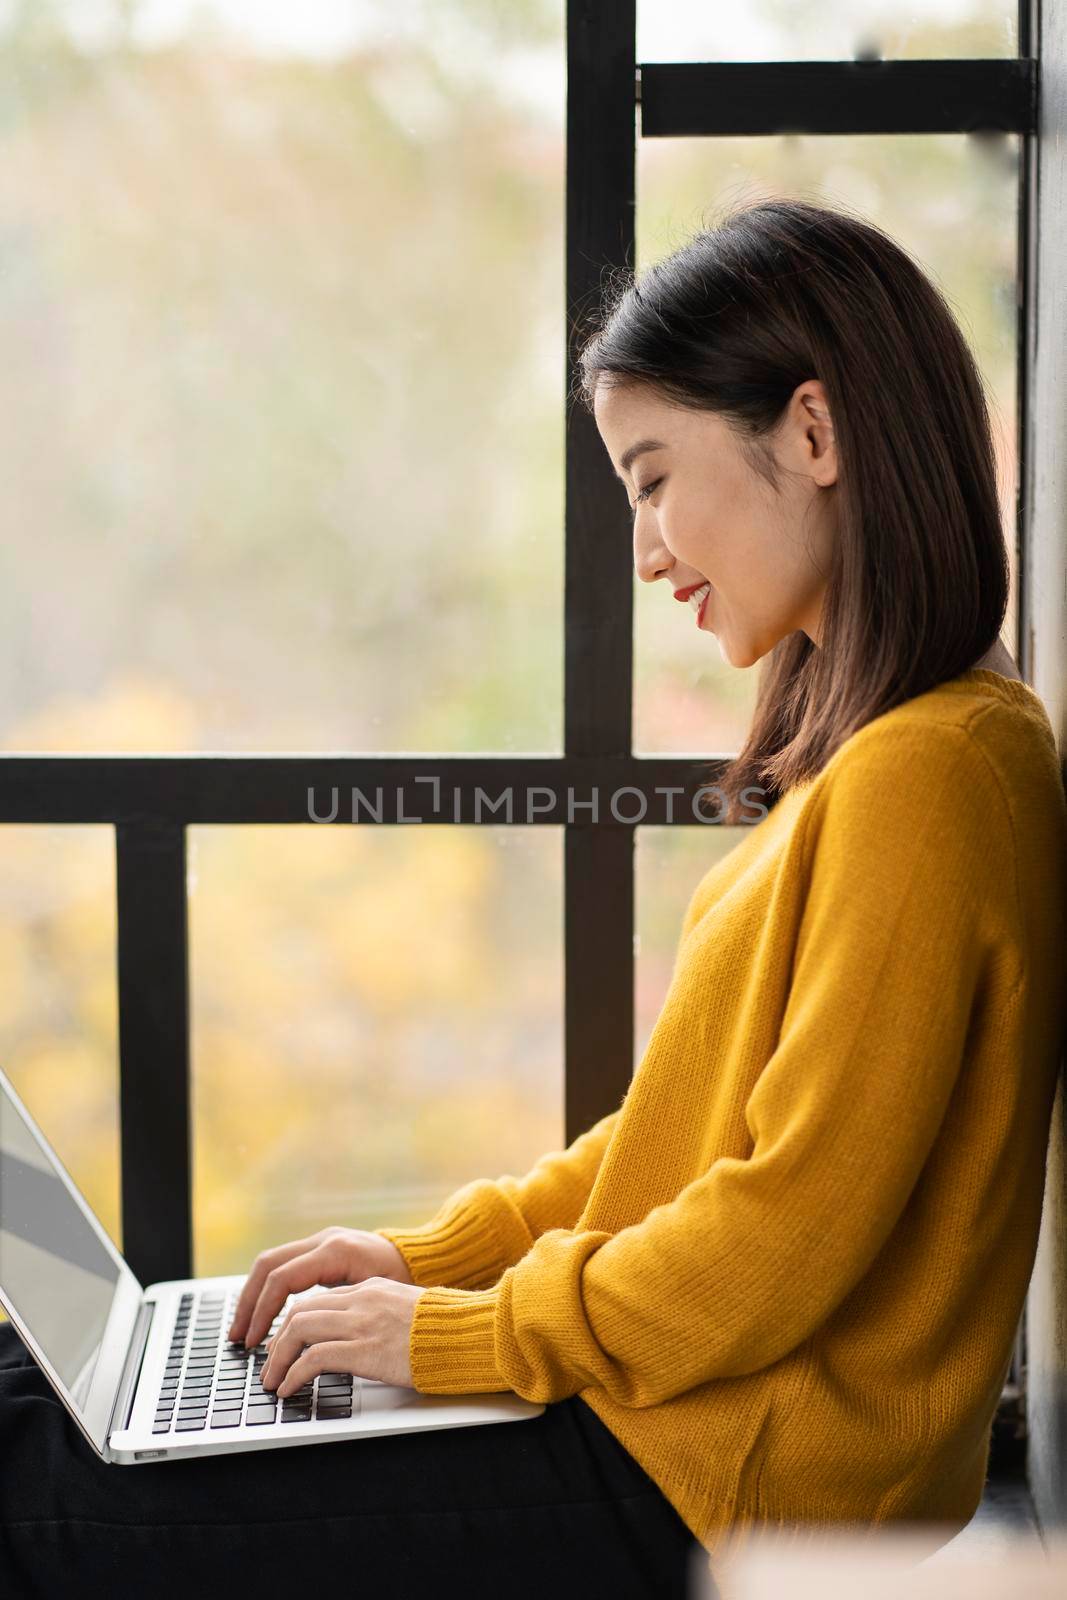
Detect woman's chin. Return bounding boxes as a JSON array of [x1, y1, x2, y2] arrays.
[[715, 635, 733, 666], [699, 604, 756, 669], [715, 633, 759, 669]]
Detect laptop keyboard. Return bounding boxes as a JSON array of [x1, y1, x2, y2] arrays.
[[152, 1288, 355, 1436]]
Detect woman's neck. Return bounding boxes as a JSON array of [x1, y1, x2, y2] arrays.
[[971, 637, 1023, 682]]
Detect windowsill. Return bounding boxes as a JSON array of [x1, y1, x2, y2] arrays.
[[920, 1471, 1043, 1566]]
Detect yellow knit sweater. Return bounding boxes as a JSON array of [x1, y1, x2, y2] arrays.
[[377, 667, 1067, 1573]]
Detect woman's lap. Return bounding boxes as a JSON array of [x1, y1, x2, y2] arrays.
[[0, 1323, 704, 1599]]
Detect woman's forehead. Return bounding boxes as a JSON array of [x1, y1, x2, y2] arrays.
[[595, 383, 727, 457], [594, 378, 661, 425]]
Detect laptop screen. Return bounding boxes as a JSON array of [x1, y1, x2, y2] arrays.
[[0, 1071, 124, 1411]]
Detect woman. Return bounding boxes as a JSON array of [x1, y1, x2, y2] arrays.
[[3, 198, 1065, 1600]]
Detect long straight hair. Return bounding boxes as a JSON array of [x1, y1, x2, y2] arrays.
[[574, 198, 1010, 824]]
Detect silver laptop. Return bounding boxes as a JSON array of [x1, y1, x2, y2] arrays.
[[0, 1065, 543, 1463]]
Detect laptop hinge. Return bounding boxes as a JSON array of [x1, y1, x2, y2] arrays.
[[109, 1299, 155, 1438]]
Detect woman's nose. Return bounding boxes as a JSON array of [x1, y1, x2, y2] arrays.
[[633, 523, 673, 585]]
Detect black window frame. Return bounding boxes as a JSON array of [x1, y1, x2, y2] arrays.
[[0, 4, 1038, 1322]]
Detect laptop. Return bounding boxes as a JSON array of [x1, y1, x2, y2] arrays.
[[0, 1065, 543, 1463]]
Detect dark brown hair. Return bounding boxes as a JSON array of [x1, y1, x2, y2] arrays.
[[573, 197, 1010, 824]]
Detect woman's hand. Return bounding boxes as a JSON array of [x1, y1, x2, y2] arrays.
[[228, 1226, 416, 1350], [259, 1278, 426, 1393]]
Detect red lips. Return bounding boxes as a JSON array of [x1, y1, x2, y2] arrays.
[[673, 582, 708, 602]]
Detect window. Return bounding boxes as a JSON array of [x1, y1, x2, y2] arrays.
[[0, 2, 1035, 1296]]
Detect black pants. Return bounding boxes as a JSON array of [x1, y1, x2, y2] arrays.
[[0, 1323, 707, 1599]]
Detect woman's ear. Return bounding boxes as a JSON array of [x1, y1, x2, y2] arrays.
[[797, 382, 837, 488]]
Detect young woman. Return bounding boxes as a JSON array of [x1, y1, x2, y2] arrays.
[[3, 198, 1065, 1600]]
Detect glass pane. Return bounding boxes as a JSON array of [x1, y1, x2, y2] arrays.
[[635, 132, 1019, 755], [0, 2, 564, 755], [0, 826, 119, 1324], [189, 823, 562, 1275], [635, 824, 748, 1066], [638, 0, 1017, 61]]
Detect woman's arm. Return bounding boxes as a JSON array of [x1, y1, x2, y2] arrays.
[[398, 720, 1031, 1404], [374, 1106, 620, 1290]]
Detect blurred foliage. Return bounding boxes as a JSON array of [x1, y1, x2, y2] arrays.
[[0, 0, 1023, 1297], [638, 0, 1016, 60]]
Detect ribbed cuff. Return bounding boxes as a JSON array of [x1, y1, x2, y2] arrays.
[[407, 1284, 507, 1394], [374, 1178, 532, 1292]]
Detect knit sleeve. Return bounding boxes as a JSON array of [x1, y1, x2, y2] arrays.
[[373, 1106, 620, 1291], [400, 719, 1022, 1404]]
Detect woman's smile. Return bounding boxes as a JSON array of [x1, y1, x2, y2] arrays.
[[673, 579, 714, 628], [691, 582, 712, 627]]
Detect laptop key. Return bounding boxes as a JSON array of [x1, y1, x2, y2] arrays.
[[245, 1406, 277, 1425], [175, 1418, 208, 1431], [209, 1413, 242, 1429]]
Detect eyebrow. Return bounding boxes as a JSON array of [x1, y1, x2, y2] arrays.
[[616, 438, 666, 481]]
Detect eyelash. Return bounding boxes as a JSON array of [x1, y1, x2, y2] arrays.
[[630, 478, 662, 517]]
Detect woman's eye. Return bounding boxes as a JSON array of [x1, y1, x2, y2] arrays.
[[630, 478, 663, 517]]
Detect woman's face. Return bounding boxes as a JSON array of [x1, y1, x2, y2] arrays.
[[592, 377, 838, 668]]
